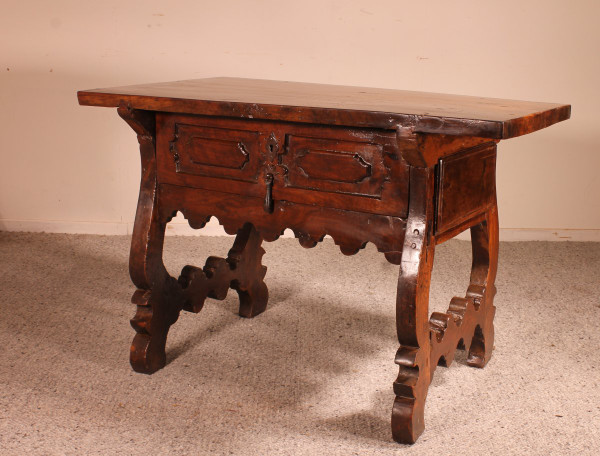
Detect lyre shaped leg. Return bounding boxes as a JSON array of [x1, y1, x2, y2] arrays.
[[128, 220, 270, 374], [391, 161, 499, 443], [428, 207, 498, 373], [118, 104, 185, 374], [119, 104, 270, 374], [391, 167, 435, 443]]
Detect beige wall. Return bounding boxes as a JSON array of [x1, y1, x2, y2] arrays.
[[1, 0, 598, 240]]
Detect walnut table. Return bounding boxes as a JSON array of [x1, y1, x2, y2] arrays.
[[77, 78, 570, 444]]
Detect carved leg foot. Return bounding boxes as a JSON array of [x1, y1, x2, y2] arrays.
[[392, 347, 430, 443], [236, 280, 269, 318], [466, 319, 494, 369], [130, 277, 184, 374], [120, 105, 270, 374]]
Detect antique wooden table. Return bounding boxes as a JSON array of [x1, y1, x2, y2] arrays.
[[78, 78, 570, 444]]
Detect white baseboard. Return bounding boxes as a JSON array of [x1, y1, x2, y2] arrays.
[[0, 218, 598, 242], [453, 228, 600, 242], [0, 217, 250, 237], [0, 219, 131, 235]]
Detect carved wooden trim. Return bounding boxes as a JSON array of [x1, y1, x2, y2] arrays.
[[281, 134, 384, 197], [168, 123, 259, 182], [156, 114, 410, 217], [157, 183, 407, 262], [295, 150, 372, 183]]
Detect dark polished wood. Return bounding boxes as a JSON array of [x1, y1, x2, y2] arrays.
[[118, 104, 269, 374], [79, 78, 570, 444], [156, 113, 409, 217]]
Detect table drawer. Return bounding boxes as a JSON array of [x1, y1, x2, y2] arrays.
[[156, 114, 409, 217], [276, 124, 408, 216]]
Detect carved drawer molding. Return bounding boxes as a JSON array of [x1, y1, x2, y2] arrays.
[[156, 113, 410, 217], [281, 135, 384, 197], [169, 124, 260, 182]]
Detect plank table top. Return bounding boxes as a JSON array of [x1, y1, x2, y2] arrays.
[[78, 77, 570, 139]]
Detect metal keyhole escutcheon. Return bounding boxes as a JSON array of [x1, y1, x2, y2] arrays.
[[264, 173, 274, 213]]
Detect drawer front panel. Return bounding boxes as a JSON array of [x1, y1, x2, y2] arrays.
[[275, 124, 408, 216], [171, 124, 260, 182], [157, 114, 409, 217], [157, 114, 265, 199], [282, 135, 385, 197]]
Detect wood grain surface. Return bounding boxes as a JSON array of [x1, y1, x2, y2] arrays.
[[78, 77, 570, 139]]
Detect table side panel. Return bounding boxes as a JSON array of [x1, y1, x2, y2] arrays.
[[435, 143, 497, 236], [282, 135, 384, 197]]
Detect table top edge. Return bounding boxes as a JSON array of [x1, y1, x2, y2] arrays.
[[77, 78, 571, 140]]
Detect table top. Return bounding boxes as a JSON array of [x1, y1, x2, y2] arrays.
[[78, 77, 570, 139]]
